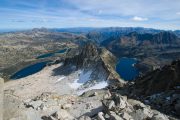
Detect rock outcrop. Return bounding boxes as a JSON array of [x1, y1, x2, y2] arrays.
[[134, 60, 180, 95], [5, 88, 179, 120], [126, 60, 180, 117], [92, 92, 173, 120], [64, 42, 126, 87]]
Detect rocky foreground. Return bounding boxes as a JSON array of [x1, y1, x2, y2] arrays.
[[3, 43, 180, 120]]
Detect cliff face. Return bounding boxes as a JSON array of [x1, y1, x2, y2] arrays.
[[64, 42, 100, 67]]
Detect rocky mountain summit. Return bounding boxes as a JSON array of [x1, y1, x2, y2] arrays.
[[64, 43, 125, 86], [3, 43, 180, 120]]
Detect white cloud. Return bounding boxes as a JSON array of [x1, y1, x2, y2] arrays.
[[176, 12, 180, 15], [1, 0, 180, 30], [132, 16, 148, 21]]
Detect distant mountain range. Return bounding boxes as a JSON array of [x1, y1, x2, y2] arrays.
[[102, 31, 180, 47], [50, 27, 180, 40], [1, 27, 179, 39]]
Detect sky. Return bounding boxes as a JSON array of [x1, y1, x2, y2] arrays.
[[0, 0, 180, 30]]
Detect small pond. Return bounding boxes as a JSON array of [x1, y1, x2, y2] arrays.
[[36, 48, 67, 59]]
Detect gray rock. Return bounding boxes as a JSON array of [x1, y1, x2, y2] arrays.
[[86, 102, 93, 109], [39, 103, 47, 110], [97, 112, 105, 120], [121, 112, 133, 120], [61, 103, 72, 109], [4, 94, 23, 120], [143, 107, 153, 118], [151, 113, 169, 120], [103, 90, 112, 99], [114, 95, 127, 109], [79, 115, 91, 120], [25, 100, 43, 110], [54, 109, 74, 120], [127, 99, 146, 109], [175, 102, 180, 115], [9, 108, 42, 120], [102, 100, 115, 110], [130, 109, 149, 120], [110, 111, 123, 120], [104, 114, 110, 119], [41, 115, 57, 120], [44, 99, 58, 108]]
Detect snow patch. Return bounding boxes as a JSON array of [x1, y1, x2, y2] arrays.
[[69, 79, 82, 89], [55, 76, 65, 83], [78, 70, 92, 83], [77, 81, 108, 95], [68, 69, 108, 95], [69, 70, 92, 89]]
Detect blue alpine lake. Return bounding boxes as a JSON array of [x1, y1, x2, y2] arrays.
[[10, 61, 49, 79], [36, 48, 67, 59], [10, 48, 68, 79], [116, 57, 139, 81]]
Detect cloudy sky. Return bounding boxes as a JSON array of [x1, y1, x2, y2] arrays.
[[0, 0, 180, 30]]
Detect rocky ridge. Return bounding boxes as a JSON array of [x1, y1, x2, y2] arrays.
[[64, 43, 126, 87], [125, 60, 180, 117], [133, 60, 180, 95]]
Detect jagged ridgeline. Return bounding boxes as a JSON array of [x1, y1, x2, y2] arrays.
[[63, 42, 126, 87]]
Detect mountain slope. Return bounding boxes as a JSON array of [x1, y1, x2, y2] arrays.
[[133, 60, 180, 95]]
